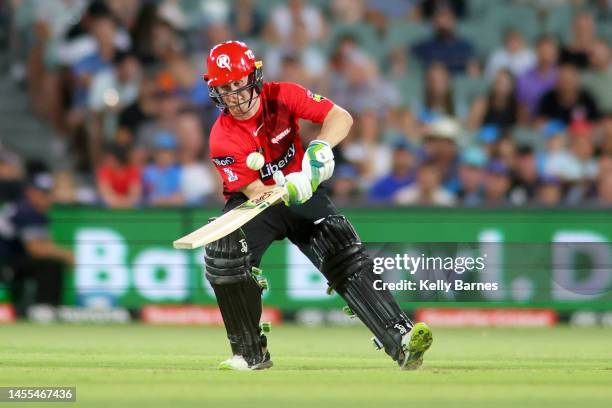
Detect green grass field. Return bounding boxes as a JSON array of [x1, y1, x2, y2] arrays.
[[1, 323, 611, 408]]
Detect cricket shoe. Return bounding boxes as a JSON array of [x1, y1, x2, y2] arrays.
[[398, 322, 433, 370], [218, 350, 273, 371]]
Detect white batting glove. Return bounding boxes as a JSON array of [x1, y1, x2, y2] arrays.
[[273, 171, 313, 205], [302, 140, 335, 191]]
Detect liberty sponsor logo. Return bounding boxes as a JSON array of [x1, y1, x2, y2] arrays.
[[223, 167, 238, 182], [259, 143, 297, 179], [212, 156, 235, 166], [216, 54, 231, 71], [271, 127, 291, 144]]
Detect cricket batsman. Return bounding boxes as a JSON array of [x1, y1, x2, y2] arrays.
[[202, 41, 432, 370]]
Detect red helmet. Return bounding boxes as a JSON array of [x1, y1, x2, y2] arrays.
[[204, 41, 257, 86], [203, 41, 263, 111]]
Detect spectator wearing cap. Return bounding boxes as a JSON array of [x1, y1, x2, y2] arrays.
[[510, 145, 541, 205], [421, 116, 462, 192], [368, 139, 416, 202], [394, 161, 456, 206], [483, 160, 511, 205], [485, 29, 536, 80], [582, 39, 612, 113], [457, 146, 486, 206], [536, 63, 600, 125], [536, 176, 563, 206], [516, 35, 559, 118], [412, 6, 475, 74], [96, 143, 142, 208], [142, 132, 184, 207], [0, 173, 73, 316]]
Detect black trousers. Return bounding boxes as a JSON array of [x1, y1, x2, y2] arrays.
[[223, 187, 338, 267], [9, 256, 65, 316]]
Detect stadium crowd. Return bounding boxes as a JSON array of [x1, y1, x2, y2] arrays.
[[2, 0, 612, 207]]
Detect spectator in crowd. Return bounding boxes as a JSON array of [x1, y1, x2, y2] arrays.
[[411, 62, 460, 128], [536, 63, 600, 124], [457, 146, 486, 206], [560, 11, 597, 69], [485, 29, 536, 80], [269, 0, 326, 44], [468, 69, 518, 131], [601, 114, 612, 155], [264, 21, 327, 84], [228, 0, 266, 40], [582, 39, 612, 114], [88, 50, 142, 155], [0, 173, 73, 316], [421, 116, 461, 192], [89, 51, 142, 115], [509, 145, 541, 205], [483, 160, 511, 205], [517, 35, 559, 118], [330, 38, 400, 115], [540, 120, 575, 181], [175, 113, 218, 205], [117, 76, 159, 146], [596, 173, 612, 205], [330, 164, 362, 206], [412, 6, 475, 74], [331, 0, 366, 24], [340, 110, 392, 188], [142, 131, 183, 207], [420, 0, 466, 20], [394, 160, 456, 206], [96, 143, 142, 208], [368, 139, 416, 202], [70, 13, 120, 117], [536, 176, 563, 206], [0, 143, 24, 202]]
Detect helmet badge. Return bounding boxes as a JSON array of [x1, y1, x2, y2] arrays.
[[216, 54, 232, 71]]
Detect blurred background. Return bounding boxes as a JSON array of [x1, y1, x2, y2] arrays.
[[1, 0, 611, 324]]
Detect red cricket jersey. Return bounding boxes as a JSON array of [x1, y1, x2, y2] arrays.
[[209, 82, 334, 199]]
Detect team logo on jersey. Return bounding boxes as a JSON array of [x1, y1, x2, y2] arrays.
[[216, 54, 232, 71], [271, 127, 291, 144], [259, 143, 296, 179], [212, 156, 235, 166], [223, 167, 239, 182], [307, 90, 325, 102]]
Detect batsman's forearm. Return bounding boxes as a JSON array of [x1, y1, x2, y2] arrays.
[[317, 105, 353, 147]]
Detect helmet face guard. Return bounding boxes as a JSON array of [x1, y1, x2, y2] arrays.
[[208, 63, 263, 113]]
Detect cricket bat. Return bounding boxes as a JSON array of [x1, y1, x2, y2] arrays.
[[173, 187, 286, 249]]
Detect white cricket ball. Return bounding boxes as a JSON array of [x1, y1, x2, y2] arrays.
[[246, 152, 265, 170]]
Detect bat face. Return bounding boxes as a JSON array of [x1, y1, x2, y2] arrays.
[[172, 187, 286, 250]]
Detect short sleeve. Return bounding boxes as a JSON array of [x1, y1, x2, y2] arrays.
[[277, 82, 334, 124]]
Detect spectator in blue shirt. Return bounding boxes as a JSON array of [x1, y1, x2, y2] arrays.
[[368, 139, 416, 202], [142, 132, 184, 207], [412, 6, 475, 74]]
